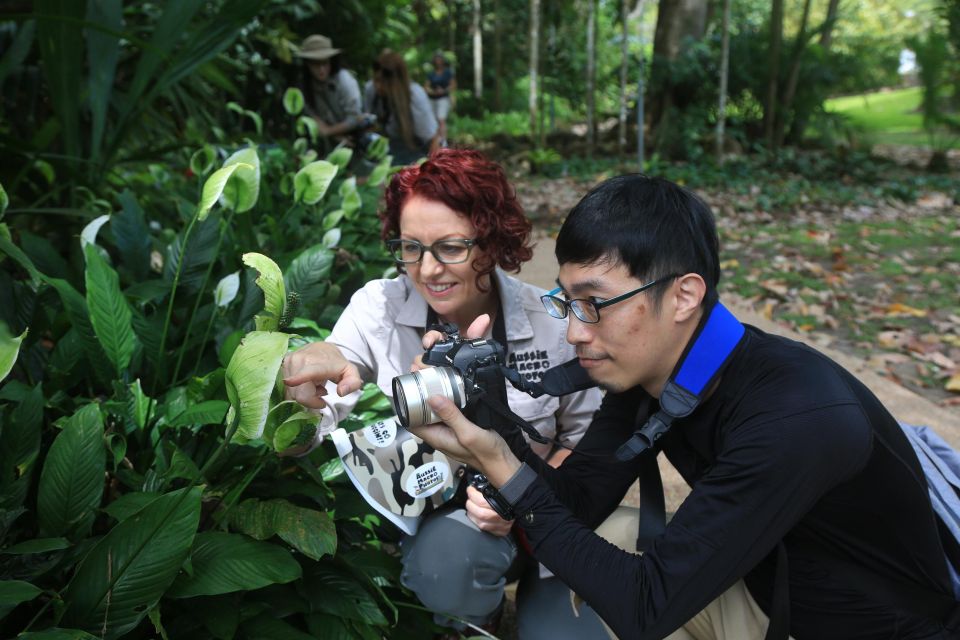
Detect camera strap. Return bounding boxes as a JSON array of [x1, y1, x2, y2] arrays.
[[616, 301, 745, 462]]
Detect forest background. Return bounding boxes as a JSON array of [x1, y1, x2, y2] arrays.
[[0, 1, 957, 639]]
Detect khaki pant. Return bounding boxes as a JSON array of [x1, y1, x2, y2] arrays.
[[574, 506, 794, 640]]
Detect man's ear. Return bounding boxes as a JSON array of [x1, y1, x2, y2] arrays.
[[674, 274, 706, 322]]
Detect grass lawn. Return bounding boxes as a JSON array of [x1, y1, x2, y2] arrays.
[[826, 87, 960, 148]]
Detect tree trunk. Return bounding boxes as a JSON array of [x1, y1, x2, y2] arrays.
[[529, 0, 540, 144], [472, 0, 483, 99], [586, 0, 597, 153], [632, 0, 648, 170], [649, 0, 708, 152], [819, 0, 840, 49], [494, 0, 502, 111], [774, 0, 812, 148], [716, 0, 731, 162], [619, 0, 629, 155], [763, 0, 784, 151], [786, 0, 840, 144]]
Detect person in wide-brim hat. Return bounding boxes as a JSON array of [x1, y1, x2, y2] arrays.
[[295, 34, 363, 139]]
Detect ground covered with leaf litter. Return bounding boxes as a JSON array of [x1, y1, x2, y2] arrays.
[[513, 168, 960, 410]]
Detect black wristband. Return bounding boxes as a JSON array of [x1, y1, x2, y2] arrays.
[[470, 473, 515, 521]]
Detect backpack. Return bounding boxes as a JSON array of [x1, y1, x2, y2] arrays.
[[900, 422, 960, 599]]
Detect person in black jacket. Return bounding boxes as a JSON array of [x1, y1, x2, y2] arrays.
[[407, 174, 960, 639]]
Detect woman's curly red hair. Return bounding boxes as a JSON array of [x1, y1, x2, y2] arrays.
[[381, 148, 533, 286]]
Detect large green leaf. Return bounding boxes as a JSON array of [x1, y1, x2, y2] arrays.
[[220, 148, 261, 213], [0, 579, 42, 618], [229, 498, 336, 561], [241, 253, 285, 332], [35, 0, 84, 158], [307, 565, 388, 625], [224, 331, 289, 441], [18, 630, 100, 639], [85, 0, 122, 162], [164, 210, 220, 292], [0, 321, 27, 381], [0, 383, 44, 507], [45, 277, 114, 384], [282, 87, 304, 115], [283, 244, 334, 306], [196, 163, 249, 220], [293, 161, 338, 205], [84, 243, 138, 377], [0, 182, 8, 217], [61, 487, 202, 638], [167, 532, 301, 598], [326, 147, 353, 170], [242, 614, 316, 640], [37, 403, 105, 539], [170, 400, 229, 428], [0, 223, 43, 288], [339, 177, 361, 218]]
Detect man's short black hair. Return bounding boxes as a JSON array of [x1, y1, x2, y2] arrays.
[[555, 174, 720, 310]]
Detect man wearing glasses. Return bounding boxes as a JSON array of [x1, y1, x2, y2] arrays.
[[407, 175, 959, 639]]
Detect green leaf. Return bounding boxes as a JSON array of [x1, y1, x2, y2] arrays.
[[0, 182, 8, 217], [229, 498, 336, 561], [242, 614, 316, 640], [170, 400, 229, 427], [101, 492, 160, 523], [0, 383, 44, 505], [85, 0, 122, 162], [196, 163, 248, 220], [167, 532, 301, 598], [322, 209, 344, 231], [127, 379, 150, 430], [113, 190, 152, 280], [0, 579, 43, 618], [308, 564, 388, 625], [293, 161, 338, 205], [367, 157, 392, 187], [283, 244, 334, 306], [214, 271, 240, 307], [326, 147, 353, 170], [84, 243, 138, 377], [164, 211, 220, 292], [283, 87, 304, 115], [61, 487, 202, 638], [45, 277, 114, 384], [0, 223, 43, 287], [190, 145, 217, 176], [37, 403, 105, 539], [305, 613, 354, 639], [224, 331, 290, 441], [322, 228, 342, 248], [273, 411, 320, 453], [1, 537, 70, 555], [17, 630, 100, 640], [18, 629, 101, 639], [35, 0, 84, 158], [0, 321, 27, 381], [241, 253, 286, 332], [339, 177, 361, 218], [296, 115, 319, 142], [221, 147, 261, 213]]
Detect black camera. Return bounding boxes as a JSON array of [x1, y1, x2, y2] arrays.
[[392, 331, 508, 431]]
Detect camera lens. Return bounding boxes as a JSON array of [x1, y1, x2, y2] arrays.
[[392, 367, 466, 429]]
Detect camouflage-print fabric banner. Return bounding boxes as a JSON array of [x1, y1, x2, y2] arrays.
[[330, 418, 466, 535]]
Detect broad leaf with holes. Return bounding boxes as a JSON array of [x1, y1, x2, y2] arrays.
[[229, 498, 336, 560], [242, 252, 286, 331]]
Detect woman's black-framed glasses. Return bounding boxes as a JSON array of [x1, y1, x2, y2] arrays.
[[386, 238, 477, 265], [540, 275, 678, 324]]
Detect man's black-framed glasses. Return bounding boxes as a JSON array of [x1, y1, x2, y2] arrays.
[[386, 238, 477, 265], [540, 275, 678, 324]]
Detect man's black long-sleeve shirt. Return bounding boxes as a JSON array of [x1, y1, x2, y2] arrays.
[[502, 325, 957, 639]]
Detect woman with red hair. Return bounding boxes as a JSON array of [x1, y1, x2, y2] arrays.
[[284, 148, 604, 638]]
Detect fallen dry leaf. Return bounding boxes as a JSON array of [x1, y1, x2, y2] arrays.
[[886, 302, 928, 318], [946, 373, 960, 393]]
